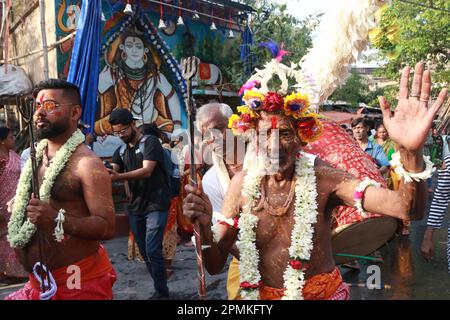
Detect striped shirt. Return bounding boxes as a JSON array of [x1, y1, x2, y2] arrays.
[[426, 154, 450, 272]]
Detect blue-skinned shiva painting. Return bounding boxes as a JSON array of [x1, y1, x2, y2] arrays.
[[55, 0, 245, 136]]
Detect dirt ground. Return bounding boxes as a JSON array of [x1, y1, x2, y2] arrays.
[[106, 237, 229, 300]]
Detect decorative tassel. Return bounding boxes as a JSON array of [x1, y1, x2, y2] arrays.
[[158, 19, 167, 29], [192, 10, 200, 20], [123, 3, 133, 15]]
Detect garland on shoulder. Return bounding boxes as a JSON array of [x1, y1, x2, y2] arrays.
[[7, 129, 85, 248]]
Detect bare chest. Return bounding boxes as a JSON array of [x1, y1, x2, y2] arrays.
[[37, 161, 82, 202]]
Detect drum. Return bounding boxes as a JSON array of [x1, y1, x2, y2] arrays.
[[304, 120, 398, 264], [331, 206, 398, 264]]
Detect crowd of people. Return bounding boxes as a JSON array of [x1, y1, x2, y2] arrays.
[[0, 61, 448, 300]]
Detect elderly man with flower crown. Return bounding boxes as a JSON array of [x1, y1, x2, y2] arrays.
[[183, 59, 448, 300], [4, 79, 116, 300]]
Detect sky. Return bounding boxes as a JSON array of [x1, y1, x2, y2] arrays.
[[283, 0, 337, 19], [282, 0, 382, 67]]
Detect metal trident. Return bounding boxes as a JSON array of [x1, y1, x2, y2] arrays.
[[181, 56, 207, 299], [16, 95, 50, 293]]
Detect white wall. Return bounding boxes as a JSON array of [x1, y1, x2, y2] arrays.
[[8, 0, 57, 85]]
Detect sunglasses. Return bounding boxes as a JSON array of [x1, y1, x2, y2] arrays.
[[35, 100, 77, 114]]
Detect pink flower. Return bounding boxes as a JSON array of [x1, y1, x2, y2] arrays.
[[354, 191, 364, 200], [239, 80, 260, 96]]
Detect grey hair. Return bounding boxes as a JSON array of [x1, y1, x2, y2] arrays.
[[195, 102, 233, 132]]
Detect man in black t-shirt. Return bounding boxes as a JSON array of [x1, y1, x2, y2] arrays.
[[108, 108, 170, 299]]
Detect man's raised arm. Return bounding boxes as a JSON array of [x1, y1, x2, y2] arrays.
[[332, 63, 447, 220]]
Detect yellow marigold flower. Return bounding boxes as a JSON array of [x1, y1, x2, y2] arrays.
[[243, 90, 266, 110], [283, 92, 310, 119], [228, 114, 240, 130], [237, 106, 259, 119]]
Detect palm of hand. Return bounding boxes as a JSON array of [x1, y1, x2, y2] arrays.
[[384, 98, 432, 152], [379, 63, 448, 153]]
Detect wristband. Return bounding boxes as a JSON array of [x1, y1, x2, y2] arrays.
[[390, 152, 434, 183], [354, 178, 380, 217]]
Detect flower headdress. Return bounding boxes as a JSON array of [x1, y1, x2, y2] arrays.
[[229, 40, 323, 143], [229, 0, 388, 144]]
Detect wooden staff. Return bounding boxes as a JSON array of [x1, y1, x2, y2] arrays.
[[181, 56, 207, 299]]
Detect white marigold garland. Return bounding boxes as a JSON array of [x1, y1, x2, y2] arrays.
[[236, 156, 264, 299], [237, 152, 319, 300], [282, 153, 318, 300], [7, 129, 85, 248], [390, 151, 434, 183]]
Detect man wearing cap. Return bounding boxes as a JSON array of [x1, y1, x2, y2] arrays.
[[108, 108, 170, 299]]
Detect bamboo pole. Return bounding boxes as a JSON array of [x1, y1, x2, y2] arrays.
[[0, 31, 75, 64], [39, 0, 49, 80], [3, 0, 10, 73], [0, 0, 6, 44], [9, 0, 40, 33]]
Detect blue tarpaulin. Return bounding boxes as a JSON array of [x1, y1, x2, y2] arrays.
[[67, 0, 102, 134], [240, 21, 254, 78]]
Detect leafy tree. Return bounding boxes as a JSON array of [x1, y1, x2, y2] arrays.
[[225, 0, 320, 88], [372, 0, 449, 102], [328, 71, 371, 108]]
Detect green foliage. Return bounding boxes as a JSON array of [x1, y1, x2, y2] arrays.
[[366, 85, 399, 107], [329, 71, 371, 108], [372, 0, 449, 99], [226, 0, 320, 88]]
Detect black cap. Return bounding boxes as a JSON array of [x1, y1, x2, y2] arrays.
[[108, 108, 140, 126]]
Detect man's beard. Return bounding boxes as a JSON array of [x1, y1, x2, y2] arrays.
[[121, 128, 136, 144], [36, 121, 68, 139]]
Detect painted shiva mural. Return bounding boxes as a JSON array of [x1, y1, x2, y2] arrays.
[[95, 22, 185, 135], [54, 0, 243, 137], [56, 0, 81, 78]]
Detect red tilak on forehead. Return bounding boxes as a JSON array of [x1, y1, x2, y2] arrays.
[[39, 94, 45, 104], [271, 117, 278, 129]]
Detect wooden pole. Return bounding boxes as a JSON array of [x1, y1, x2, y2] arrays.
[[0, 32, 75, 64], [181, 56, 207, 300], [39, 0, 49, 80]]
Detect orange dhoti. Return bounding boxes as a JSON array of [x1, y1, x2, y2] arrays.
[[4, 245, 116, 300], [234, 267, 349, 300]]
